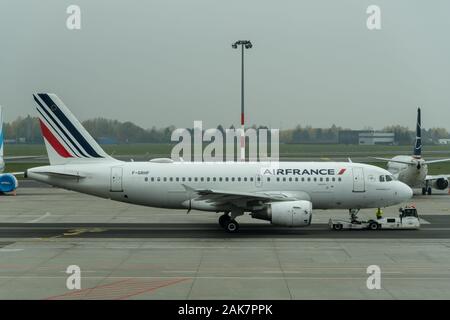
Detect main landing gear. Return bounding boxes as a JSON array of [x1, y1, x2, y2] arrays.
[[421, 186, 432, 195], [218, 210, 243, 233]]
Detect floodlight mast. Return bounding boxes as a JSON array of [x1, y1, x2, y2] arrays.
[[232, 40, 252, 161]]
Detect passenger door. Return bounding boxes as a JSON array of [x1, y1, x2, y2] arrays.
[[352, 167, 365, 192], [110, 166, 123, 192]]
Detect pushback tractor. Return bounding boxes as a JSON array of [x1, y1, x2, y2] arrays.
[[329, 205, 420, 231]]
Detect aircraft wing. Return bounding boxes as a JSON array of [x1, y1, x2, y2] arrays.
[[10, 172, 24, 176], [370, 157, 414, 165], [3, 156, 43, 160], [182, 184, 310, 208], [372, 157, 450, 166], [425, 175, 450, 181], [424, 158, 450, 165]]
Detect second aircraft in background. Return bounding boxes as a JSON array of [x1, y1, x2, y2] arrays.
[[373, 108, 450, 195]]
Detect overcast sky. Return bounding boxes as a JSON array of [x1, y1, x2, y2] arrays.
[[1, 0, 449, 131]]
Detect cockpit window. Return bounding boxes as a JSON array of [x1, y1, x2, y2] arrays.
[[379, 175, 385, 182], [385, 175, 393, 182]]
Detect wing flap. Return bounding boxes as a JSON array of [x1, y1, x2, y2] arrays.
[[181, 184, 310, 209]]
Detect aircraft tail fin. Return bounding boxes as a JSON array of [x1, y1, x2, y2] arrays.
[[33, 93, 115, 165], [413, 107, 422, 157]]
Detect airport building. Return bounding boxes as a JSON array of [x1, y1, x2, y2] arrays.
[[358, 131, 395, 145], [338, 130, 395, 145], [438, 138, 450, 145]]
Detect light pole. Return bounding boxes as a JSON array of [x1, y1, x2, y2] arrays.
[[232, 40, 252, 161]]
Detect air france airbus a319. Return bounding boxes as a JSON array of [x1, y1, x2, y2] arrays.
[[26, 93, 413, 233]]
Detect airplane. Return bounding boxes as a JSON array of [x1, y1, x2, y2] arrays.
[[26, 93, 413, 233], [0, 106, 20, 195], [373, 108, 450, 195]]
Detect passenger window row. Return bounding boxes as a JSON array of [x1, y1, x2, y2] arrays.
[[143, 176, 343, 183]]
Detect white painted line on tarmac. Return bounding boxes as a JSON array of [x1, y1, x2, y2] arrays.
[[0, 249, 24, 252], [105, 246, 341, 250], [162, 270, 405, 274], [28, 212, 51, 223], [0, 275, 449, 280]]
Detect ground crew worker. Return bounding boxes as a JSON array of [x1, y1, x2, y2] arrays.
[[376, 208, 383, 219]]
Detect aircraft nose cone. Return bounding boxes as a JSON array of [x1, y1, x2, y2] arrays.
[[397, 182, 413, 201]]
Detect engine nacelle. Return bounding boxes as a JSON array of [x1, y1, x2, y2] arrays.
[[432, 178, 449, 190], [0, 173, 18, 193], [251, 200, 312, 227]]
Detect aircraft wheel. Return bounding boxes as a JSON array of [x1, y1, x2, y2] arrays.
[[224, 220, 239, 233], [427, 187, 432, 195], [218, 214, 230, 228], [333, 224, 343, 231]]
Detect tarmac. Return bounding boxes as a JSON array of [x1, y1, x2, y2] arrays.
[[0, 182, 449, 299]]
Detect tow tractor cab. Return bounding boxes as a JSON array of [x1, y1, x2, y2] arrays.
[[375, 205, 420, 229], [399, 205, 418, 219], [394, 205, 420, 224]]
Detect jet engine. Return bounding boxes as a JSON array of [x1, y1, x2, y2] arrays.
[[0, 173, 18, 193], [251, 200, 312, 227], [432, 178, 449, 190]]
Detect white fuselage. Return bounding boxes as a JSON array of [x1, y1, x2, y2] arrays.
[[387, 156, 427, 188], [27, 161, 412, 211]]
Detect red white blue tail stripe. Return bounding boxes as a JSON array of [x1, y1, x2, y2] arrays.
[[33, 93, 108, 162]]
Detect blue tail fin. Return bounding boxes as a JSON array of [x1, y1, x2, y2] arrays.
[[0, 105, 3, 158], [413, 107, 422, 157]]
